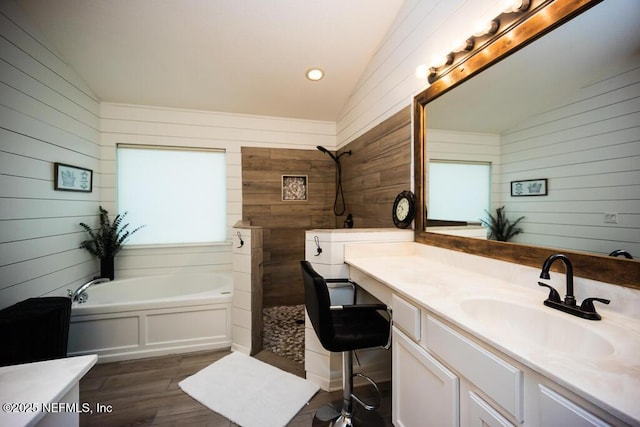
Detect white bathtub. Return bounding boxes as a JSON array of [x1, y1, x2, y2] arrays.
[[68, 272, 233, 362]]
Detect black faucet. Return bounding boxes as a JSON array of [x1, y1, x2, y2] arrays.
[[538, 254, 610, 320], [609, 249, 633, 259]]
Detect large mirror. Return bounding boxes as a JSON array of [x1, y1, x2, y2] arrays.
[[414, 0, 640, 288]]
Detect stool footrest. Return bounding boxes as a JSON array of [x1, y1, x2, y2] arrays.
[[351, 373, 381, 411]]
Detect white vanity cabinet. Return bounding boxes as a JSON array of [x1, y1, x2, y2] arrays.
[[392, 326, 459, 427], [390, 293, 614, 427]]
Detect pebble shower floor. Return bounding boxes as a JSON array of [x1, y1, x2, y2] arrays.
[[263, 305, 305, 364]]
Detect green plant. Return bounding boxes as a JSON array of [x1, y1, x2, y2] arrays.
[[79, 206, 144, 258], [480, 206, 525, 242]]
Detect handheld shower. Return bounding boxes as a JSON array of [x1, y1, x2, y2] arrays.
[[316, 146, 352, 217], [316, 145, 337, 162]]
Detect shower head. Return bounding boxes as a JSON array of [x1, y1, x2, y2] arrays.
[[316, 145, 338, 162]]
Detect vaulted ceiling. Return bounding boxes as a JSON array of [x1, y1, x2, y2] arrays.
[[16, 0, 405, 121]]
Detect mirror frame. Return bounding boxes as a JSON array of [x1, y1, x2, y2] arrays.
[[413, 0, 640, 289]]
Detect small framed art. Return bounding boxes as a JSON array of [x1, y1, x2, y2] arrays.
[[54, 162, 93, 192], [511, 178, 547, 197], [282, 175, 307, 201]]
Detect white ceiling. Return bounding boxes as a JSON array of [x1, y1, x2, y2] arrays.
[[15, 0, 405, 121]]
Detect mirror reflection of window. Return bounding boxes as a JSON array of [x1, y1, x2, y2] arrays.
[[428, 161, 490, 223]]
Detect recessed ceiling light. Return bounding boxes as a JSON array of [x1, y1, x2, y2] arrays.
[[306, 68, 324, 81]]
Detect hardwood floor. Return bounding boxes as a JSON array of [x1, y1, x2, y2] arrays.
[[79, 349, 392, 426]]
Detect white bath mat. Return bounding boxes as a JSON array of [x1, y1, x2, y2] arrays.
[[179, 351, 319, 427]]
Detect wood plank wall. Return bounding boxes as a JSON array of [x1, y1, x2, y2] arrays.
[[241, 108, 412, 307], [241, 147, 336, 307], [0, 2, 101, 309], [338, 106, 412, 228]]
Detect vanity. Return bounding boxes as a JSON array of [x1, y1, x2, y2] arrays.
[[344, 242, 639, 426], [0, 354, 97, 426]]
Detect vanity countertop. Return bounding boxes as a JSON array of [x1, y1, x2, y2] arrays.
[[344, 242, 640, 426], [0, 354, 97, 426]]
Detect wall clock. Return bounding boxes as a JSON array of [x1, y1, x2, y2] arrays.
[[392, 190, 416, 229]]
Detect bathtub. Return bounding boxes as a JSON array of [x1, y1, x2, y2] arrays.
[[68, 272, 233, 362]]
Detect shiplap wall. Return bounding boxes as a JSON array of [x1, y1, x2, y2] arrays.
[[0, 2, 101, 309], [336, 0, 504, 147], [100, 103, 335, 278], [426, 129, 501, 218], [500, 59, 640, 256]]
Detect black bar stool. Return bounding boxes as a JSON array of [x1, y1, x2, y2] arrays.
[[301, 260, 391, 426]]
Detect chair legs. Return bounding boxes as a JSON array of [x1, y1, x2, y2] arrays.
[[313, 351, 385, 427]]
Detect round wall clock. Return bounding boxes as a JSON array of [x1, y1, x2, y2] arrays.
[[392, 190, 416, 229]]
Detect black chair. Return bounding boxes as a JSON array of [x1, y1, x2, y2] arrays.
[[301, 260, 391, 426]]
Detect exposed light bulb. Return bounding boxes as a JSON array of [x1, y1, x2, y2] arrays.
[[415, 64, 430, 79], [503, 0, 530, 13], [452, 38, 474, 53], [473, 19, 499, 37], [431, 55, 447, 69]]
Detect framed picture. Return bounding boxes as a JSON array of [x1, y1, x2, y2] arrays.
[[282, 175, 307, 201], [511, 178, 547, 197], [54, 162, 93, 192]]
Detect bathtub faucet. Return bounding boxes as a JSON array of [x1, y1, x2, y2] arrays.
[[68, 277, 111, 303]]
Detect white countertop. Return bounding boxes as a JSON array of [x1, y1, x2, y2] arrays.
[[0, 355, 97, 426], [344, 242, 640, 426]]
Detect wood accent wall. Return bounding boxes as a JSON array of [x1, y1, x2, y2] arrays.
[[241, 147, 336, 307], [241, 107, 412, 307], [338, 106, 412, 228]]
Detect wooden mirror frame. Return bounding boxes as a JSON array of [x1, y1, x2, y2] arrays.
[[413, 0, 640, 288]]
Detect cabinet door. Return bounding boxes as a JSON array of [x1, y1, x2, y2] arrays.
[[468, 392, 515, 427], [539, 385, 610, 427], [393, 327, 459, 427]]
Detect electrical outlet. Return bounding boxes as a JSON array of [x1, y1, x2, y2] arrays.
[[604, 212, 618, 224]]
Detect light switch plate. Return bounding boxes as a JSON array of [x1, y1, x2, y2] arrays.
[[604, 212, 618, 224]]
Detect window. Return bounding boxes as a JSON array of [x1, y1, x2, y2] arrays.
[[428, 161, 490, 222], [117, 145, 227, 245]]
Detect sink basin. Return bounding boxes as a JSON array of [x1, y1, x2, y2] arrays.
[[459, 298, 615, 358]]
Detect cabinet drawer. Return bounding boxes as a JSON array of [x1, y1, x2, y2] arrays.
[[539, 385, 609, 427], [469, 392, 515, 427], [426, 316, 523, 422], [392, 294, 421, 341]]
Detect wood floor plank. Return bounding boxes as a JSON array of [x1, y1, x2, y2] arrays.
[[79, 349, 392, 426]]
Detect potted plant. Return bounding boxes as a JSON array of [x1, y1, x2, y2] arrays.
[[79, 206, 144, 279], [480, 206, 525, 242]]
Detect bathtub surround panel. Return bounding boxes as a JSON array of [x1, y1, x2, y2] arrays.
[[70, 304, 231, 363], [338, 106, 412, 228], [0, 1, 101, 309], [69, 316, 139, 353], [242, 147, 336, 307], [68, 273, 233, 362]]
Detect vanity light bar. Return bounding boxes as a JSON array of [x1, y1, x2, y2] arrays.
[[425, 0, 535, 84]]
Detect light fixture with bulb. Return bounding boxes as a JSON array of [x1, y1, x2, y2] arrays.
[[420, 0, 535, 84], [503, 0, 530, 13]]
